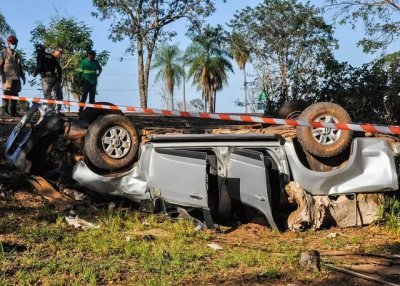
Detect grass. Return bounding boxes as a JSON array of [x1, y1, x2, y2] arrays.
[[378, 195, 400, 234], [1, 202, 400, 285]]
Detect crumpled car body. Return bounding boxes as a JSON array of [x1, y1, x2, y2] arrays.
[[5, 105, 400, 230], [73, 133, 398, 229]]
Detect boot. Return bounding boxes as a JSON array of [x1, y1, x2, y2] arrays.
[[10, 101, 19, 117], [2, 107, 10, 116], [2, 99, 9, 116]]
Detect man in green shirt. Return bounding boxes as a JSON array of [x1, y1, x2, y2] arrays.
[[77, 50, 102, 112]]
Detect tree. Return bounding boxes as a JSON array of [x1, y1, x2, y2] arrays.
[[189, 98, 205, 111], [327, 0, 400, 53], [29, 16, 109, 100], [92, 0, 218, 109], [185, 25, 233, 113], [152, 44, 185, 110], [229, 0, 337, 112], [0, 13, 15, 46], [316, 53, 400, 124], [230, 32, 250, 113]]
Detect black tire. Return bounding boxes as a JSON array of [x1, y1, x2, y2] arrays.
[[84, 114, 139, 172], [296, 102, 353, 157], [79, 102, 123, 124], [277, 100, 307, 119]]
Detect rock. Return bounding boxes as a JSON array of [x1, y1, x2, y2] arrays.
[[299, 250, 320, 271]]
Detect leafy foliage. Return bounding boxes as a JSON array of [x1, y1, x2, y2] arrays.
[[315, 52, 400, 124], [185, 25, 233, 113], [92, 0, 218, 108], [229, 0, 337, 114], [0, 12, 15, 46], [327, 0, 400, 53], [229, 32, 250, 112], [229, 32, 250, 71], [29, 16, 109, 98], [152, 44, 185, 110], [189, 98, 205, 111]]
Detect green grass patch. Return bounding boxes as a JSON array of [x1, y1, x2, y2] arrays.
[[2, 204, 399, 285], [378, 195, 400, 233]]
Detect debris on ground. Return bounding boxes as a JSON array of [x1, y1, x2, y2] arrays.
[[62, 188, 86, 201], [326, 232, 343, 238], [207, 243, 223, 250], [324, 263, 399, 286], [177, 207, 207, 231], [29, 176, 75, 211], [65, 215, 99, 230]]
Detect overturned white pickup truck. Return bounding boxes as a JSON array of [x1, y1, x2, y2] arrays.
[[5, 102, 399, 230]]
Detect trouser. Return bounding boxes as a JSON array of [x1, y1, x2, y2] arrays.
[[2, 91, 18, 115], [42, 76, 63, 111], [80, 80, 97, 111], [2, 80, 20, 115]]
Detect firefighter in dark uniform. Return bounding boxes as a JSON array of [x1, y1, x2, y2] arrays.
[[34, 45, 63, 112]]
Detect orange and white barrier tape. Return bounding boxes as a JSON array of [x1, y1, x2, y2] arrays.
[[3, 95, 400, 135]]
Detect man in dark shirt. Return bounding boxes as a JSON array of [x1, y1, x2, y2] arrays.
[[34, 45, 63, 112]]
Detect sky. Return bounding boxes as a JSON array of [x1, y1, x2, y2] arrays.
[[1, 0, 397, 113]]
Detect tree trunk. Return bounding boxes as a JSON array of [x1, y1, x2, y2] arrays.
[[183, 75, 186, 111], [213, 90, 216, 113], [244, 68, 248, 113], [137, 38, 147, 108], [170, 91, 174, 111], [207, 93, 213, 113], [281, 61, 288, 102], [285, 182, 383, 231], [144, 43, 155, 106]]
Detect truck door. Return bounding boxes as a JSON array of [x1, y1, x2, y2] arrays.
[[148, 148, 209, 209], [227, 148, 279, 230]]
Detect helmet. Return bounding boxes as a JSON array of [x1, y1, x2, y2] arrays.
[[7, 35, 18, 45]]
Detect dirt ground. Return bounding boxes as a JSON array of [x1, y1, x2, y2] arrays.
[[1, 113, 400, 286]]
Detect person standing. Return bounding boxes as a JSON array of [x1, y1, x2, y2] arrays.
[[34, 45, 63, 112], [0, 35, 26, 116], [77, 50, 102, 113], [52, 49, 63, 112]]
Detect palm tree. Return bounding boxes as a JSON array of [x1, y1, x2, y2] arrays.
[[185, 25, 233, 113], [230, 33, 250, 113], [152, 44, 185, 110], [0, 13, 15, 46]]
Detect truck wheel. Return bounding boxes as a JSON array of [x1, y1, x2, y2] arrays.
[[277, 100, 307, 119], [296, 102, 352, 157], [84, 114, 139, 172], [79, 102, 123, 124]]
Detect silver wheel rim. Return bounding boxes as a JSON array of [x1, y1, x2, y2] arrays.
[[101, 126, 131, 159], [311, 115, 342, 145]]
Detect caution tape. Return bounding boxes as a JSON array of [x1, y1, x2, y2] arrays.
[[3, 94, 400, 135]]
